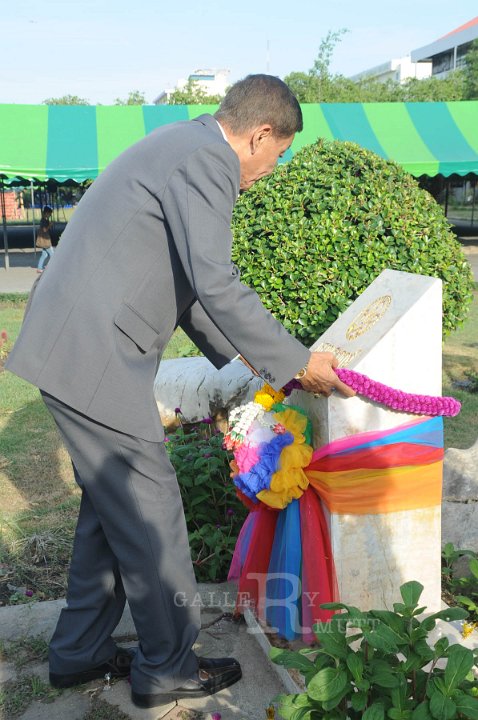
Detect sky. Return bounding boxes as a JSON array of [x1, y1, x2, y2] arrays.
[[2, 0, 477, 105]]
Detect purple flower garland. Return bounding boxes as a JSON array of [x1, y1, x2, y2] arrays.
[[282, 371, 461, 417]]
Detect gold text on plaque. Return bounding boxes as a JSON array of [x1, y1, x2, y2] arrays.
[[346, 295, 392, 341], [314, 342, 362, 368]]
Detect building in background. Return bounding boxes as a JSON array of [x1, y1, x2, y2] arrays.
[[350, 56, 431, 84], [154, 69, 230, 105], [1, 190, 24, 221], [411, 16, 478, 77]]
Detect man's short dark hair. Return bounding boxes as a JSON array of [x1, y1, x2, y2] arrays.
[[215, 74, 303, 138]]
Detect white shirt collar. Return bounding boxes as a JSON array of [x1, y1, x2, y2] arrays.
[[216, 120, 229, 143]]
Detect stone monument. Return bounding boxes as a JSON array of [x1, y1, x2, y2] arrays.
[[291, 269, 443, 612]]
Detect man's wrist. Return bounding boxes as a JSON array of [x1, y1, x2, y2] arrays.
[[294, 355, 310, 380]]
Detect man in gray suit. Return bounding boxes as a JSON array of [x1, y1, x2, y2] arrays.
[[6, 74, 353, 708]]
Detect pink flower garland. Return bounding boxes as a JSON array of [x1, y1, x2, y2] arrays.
[[334, 368, 461, 417]]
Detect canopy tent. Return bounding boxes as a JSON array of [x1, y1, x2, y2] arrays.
[[0, 101, 478, 183]]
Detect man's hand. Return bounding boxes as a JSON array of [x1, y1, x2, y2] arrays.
[[298, 352, 356, 398]]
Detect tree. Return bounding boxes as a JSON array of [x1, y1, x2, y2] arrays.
[[166, 79, 224, 105], [402, 71, 465, 101], [114, 90, 147, 105], [285, 29, 349, 103], [285, 30, 466, 103], [463, 38, 478, 99], [42, 94, 90, 105]]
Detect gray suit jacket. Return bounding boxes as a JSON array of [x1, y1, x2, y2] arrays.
[[6, 114, 310, 440]]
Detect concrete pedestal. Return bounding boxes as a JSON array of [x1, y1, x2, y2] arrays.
[[293, 270, 443, 612]]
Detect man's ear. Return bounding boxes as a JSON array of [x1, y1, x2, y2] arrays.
[[250, 125, 272, 154]]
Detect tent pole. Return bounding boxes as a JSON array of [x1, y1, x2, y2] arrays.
[[471, 178, 476, 228], [31, 180, 37, 260], [1, 179, 10, 271], [444, 179, 449, 218]]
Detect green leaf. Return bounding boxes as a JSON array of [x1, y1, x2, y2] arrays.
[[429, 693, 457, 720], [351, 690, 368, 711], [388, 710, 412, 720], [270, 647, 316, 674], [469, 557, 478, 580], [421, 607, 469, 630], [455, 595, 478, 612], [411, 701, 433, 720], [363, 702, 385, 720], [433, 638, 449, 658], [346, 653, 364, 681], [390, 682, 411, 714], [363, 625, 400, 653], [400, 581, 424, 608], [454, 693, 478, 720], [444, 645, 474, 693], [321, 686, 349, 711], [414, 638, 435, 663], [370, 610, 407, 635], [356, 678, 371, 692], [370, 663, 400, 689], [313, 628, 349, 660], [307, 667, 348, 702], [189, 493, 210, 507], [275, 693, 313, 720]]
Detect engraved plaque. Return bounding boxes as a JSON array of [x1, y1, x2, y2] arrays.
[[314, 342, 362, 368], [346, 295, 392, 341]]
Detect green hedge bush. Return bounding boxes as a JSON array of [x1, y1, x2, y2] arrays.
[[231, 139, 474, 345]]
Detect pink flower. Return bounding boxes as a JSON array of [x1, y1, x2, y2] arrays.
[[211, 713, 222, 720], [223, 436, 235, 451], [273, 423, 286, 434]]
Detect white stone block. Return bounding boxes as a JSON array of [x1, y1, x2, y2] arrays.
[[292, 269, 444, 612], [154, 357, 260, 429]]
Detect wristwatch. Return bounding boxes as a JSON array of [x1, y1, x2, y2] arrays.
[[294, 365, 308, 380]]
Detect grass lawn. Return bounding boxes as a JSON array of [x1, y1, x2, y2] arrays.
[[442, 283, 478, 449], [0, 288, 477, 604]]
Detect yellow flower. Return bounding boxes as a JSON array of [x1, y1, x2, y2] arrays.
[[254, 383, 285, 410], [254, 392, 275, 411], [462, 621, 478, 639]]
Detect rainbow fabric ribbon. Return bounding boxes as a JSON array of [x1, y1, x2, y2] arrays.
[[227, 385, 445, 642], [307, 415, 444, 515]]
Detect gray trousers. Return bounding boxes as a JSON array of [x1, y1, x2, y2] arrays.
[[42, 392, 200, 693]]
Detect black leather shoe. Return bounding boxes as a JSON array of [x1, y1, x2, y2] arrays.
[[49, 647, 134, 689], [131, 661, 242, 708], [197, 655, 240, 670]]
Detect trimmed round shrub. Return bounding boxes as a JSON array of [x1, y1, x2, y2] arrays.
[[231, 139, 474, 345]]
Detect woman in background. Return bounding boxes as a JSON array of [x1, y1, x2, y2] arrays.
[[36, 205, 54, 273]]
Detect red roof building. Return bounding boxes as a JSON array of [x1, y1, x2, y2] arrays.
[[411, 16, 478, 76]]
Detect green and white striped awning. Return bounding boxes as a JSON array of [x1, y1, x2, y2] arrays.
[[1, 101, 477, 183]]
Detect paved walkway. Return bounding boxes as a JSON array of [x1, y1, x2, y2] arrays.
[[0, 249, 40, 293], [0, 585, 292, 719]]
